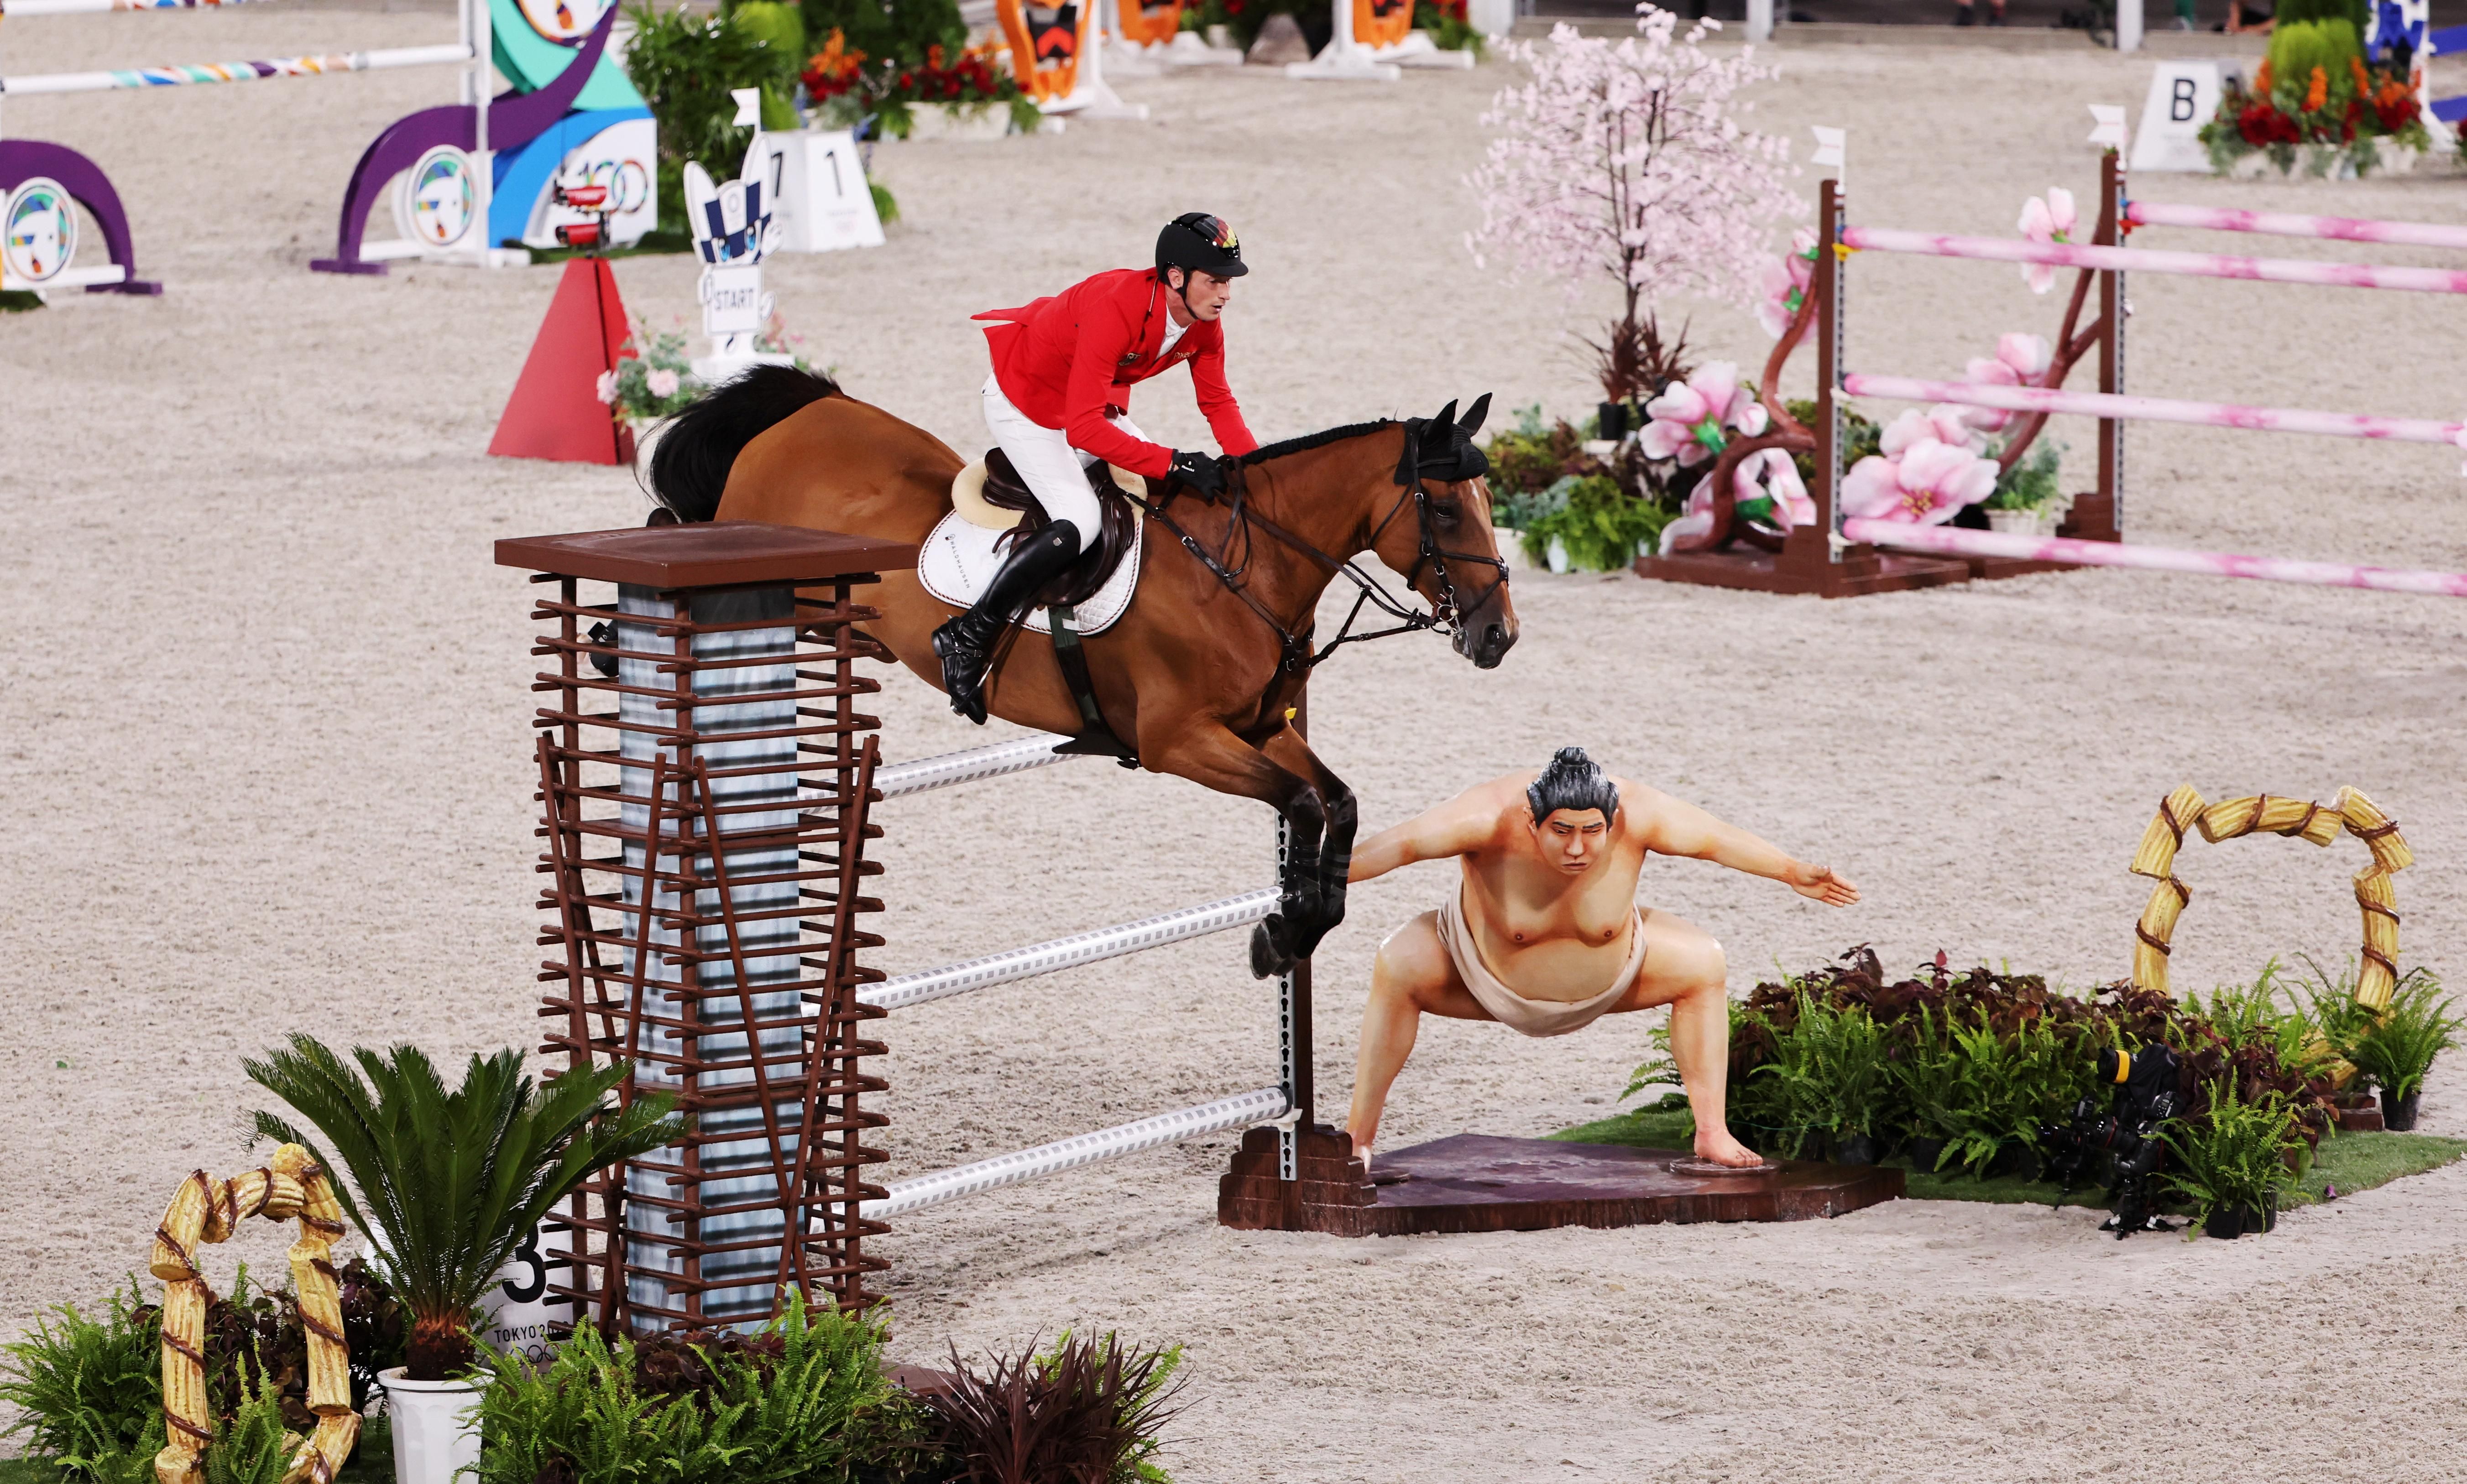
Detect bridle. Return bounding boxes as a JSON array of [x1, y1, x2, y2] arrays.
[[1134, 417, 1511, 680]]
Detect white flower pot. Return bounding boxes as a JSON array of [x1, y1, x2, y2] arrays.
[[1546, 535, 1571, 574], [2374, 138, 2421, 175], [1984, 508, 2044, 536], [378, 1368, 486, 1484]]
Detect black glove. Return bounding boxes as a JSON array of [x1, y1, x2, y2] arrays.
[[1168, 449, 1228, 497]]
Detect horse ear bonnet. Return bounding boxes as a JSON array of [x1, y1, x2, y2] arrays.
[[1393, 398, 1493, 486]]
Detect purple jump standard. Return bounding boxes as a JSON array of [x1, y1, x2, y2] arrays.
[[1842, 519, 2467, 599], [1840, 226, 2467, 297], [1842, 374, 2466, 447]]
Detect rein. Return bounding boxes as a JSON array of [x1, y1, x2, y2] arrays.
[[1134, 422, 1510, 678]]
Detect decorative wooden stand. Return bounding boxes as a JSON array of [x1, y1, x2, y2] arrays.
[[1634, 161, 2126, 598], [497, 521, 917, 1329], [1222, 1127, 1903, 1236]]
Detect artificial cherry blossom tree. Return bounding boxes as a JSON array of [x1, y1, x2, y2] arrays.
[[1469, 7, 1798, 407]]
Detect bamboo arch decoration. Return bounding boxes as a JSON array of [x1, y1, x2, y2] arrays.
[[2127, 785, 2412, 1009], [148, 1143, 358, 1484]]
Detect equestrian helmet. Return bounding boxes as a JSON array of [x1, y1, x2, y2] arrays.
[[1156, 212, 1248, 280]]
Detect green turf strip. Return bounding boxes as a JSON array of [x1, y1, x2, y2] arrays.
[[1551, 1109, 2467, 1209]]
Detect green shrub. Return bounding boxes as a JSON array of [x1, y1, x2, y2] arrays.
[[1521, 474, 1666, 571], [623, 4, 806, 233], [797, 0, 963, 69], [471, 1292, 904, 1484], [2162, 1079, 2305, 1230], [0, 1280, 163, 1481]]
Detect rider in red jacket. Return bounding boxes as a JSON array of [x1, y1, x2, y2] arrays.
[[933, 213, 1261, 724]]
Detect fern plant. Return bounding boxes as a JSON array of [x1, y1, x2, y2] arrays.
[[2161, 1079, 2303, 1233], [471, 1291, 900, 1484], [2343, 973, 2462, 1102], [1740, 994, 1887, 1155], [0, 1279, 164, 1482], [202, 1370, 298, 1484], [245, 1037, 679, 1379]]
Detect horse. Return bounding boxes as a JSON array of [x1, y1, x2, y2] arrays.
[[646, 367, 1518, 977]]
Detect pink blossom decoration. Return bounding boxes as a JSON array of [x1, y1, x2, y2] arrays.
[[1755, 226, 1820, 339], [1657, 487, 1717, 556], [1841, 437, 2000, 526], [2017, 187, 2077, 294], [1959, 333, 2054, 431], [1467, 14, 1799, 318], [647, 368, 682, 399], [1639, 362, 1768, 467], [1880, 404, 1985, 457], [596, 370, 620, 405], [1732, 448, 1815, 530]]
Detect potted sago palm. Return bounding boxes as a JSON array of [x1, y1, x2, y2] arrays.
[[245, 1036, 679, 1484]]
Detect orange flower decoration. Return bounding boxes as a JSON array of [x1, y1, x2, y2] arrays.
[[2254, 58, 2273, 94], [2305, 64, 2328, 114]]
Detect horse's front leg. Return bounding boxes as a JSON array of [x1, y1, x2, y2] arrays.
[[1258, 728, 1354, 961], [1138, 719, 1326, 980]]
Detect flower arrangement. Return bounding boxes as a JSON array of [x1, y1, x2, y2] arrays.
[[802, 29, 1040, 135], [2196, 0, 2429, 177], [598, 320, 704, 426]]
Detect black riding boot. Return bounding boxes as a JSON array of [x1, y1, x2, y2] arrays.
[[932, 519, 1082, 724]]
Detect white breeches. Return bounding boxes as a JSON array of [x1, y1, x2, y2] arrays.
[[981, 374, 1149, 542]]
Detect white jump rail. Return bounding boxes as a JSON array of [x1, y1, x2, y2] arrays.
[[1843, 518, 2467, 599], [8, 0, 273, 13], [864, 1088, 1289, 1218], [859, 731, 1299, 1218]]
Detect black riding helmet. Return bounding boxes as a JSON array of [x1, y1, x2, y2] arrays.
[[1155, 212, 1248, 285]]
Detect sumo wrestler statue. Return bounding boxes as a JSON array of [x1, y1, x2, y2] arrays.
[[1343, 747, 1858, 1172]]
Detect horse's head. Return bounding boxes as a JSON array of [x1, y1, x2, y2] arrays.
[[1369, 394, 1519, 670]]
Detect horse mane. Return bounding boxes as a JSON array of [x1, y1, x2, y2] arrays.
[[1239, 419, 1397, 466]]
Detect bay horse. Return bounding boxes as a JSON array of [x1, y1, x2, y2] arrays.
[[646, 368, 1518, 977]]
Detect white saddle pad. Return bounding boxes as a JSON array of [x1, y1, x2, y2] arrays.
[[915, 510, 1144, 637]]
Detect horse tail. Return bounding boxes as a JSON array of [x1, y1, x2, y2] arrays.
[[646, 364, 842, 522]]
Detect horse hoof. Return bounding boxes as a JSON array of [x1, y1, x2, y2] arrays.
[[1249, 917, 1297, 980]]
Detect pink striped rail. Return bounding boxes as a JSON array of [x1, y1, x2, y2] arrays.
[[1842, 519, 2467, 598], [1842, 374, 2466, 446], [2125, 201, 2467, 252], [1840, 226, 2467, 296]]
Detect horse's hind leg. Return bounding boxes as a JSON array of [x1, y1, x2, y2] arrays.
[[1258, 728, 1355, 961], [1139, 720, 1327, 980]]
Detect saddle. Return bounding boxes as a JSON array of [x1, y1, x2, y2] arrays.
[[950, 449, 1145, 608]]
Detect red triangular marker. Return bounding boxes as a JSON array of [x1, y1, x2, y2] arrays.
[[489, 257, 631, 464]]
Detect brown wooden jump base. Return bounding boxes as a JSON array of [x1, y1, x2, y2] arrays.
[[1220, 1127, 1903, 1236]]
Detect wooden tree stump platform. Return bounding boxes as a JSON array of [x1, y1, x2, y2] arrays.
[[1219, 1126, 1904, 1236]]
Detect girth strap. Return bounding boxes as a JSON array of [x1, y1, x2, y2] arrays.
[[1048, 604, 1139, 768]]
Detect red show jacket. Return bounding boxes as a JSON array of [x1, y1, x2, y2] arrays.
[[973, 267, 1259, 480]]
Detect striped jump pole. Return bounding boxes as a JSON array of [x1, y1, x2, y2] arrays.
[[1843, 374, 2466, 447], [1842, 518, 2467, 599], [0, 44, 474, 96], [5, 0, 271, 14], [2124, 200, 2467, 253], [864, 1088, 1291, 1218], [1840, 225, 2467, 297]]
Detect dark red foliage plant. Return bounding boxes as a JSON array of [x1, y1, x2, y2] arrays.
[[915, 1333, 1184, 1484]]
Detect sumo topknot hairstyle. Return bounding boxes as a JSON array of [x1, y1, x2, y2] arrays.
[[1526, 746, 1620, 827]]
